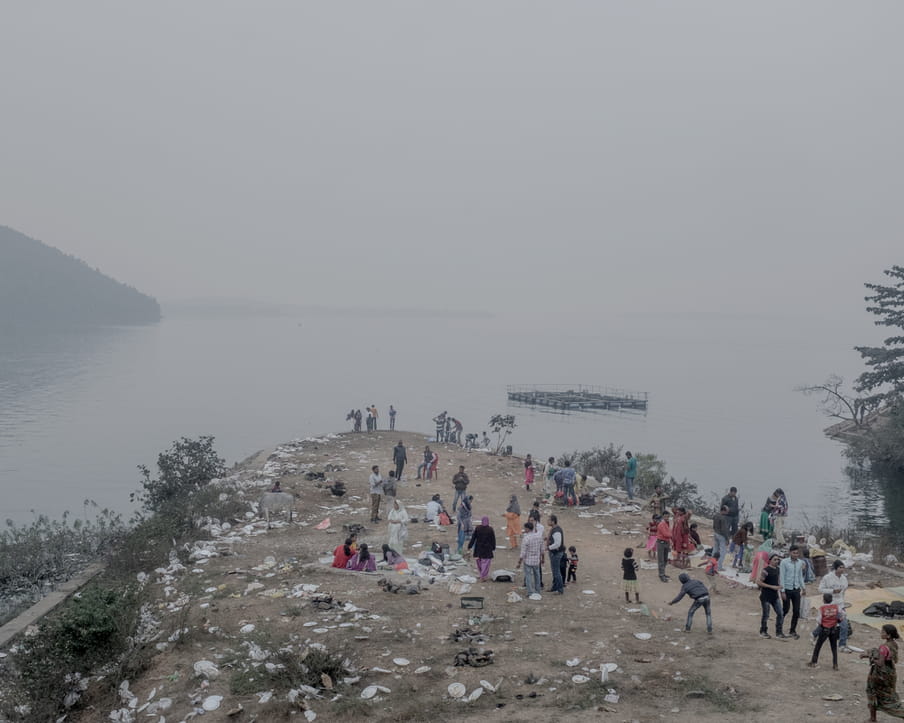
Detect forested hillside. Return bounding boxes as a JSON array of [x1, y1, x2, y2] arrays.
[[0, 226, 160, 326]]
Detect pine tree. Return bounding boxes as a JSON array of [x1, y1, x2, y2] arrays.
[[854, 265, 904, 408]]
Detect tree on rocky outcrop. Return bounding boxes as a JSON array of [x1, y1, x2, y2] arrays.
[[487, 414, 516, 455]]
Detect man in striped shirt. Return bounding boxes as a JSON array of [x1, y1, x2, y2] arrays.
[[516, 521, 544, 597]]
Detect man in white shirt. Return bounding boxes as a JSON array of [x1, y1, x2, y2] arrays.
[[814, 559, 850, 650], [368, 465, 383, 523]]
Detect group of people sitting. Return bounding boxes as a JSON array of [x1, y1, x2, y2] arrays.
[[330, 533, 409, 573]]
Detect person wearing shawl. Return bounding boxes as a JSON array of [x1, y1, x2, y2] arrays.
[[862, 624, 904, 720], [387, 499, 409, 552], [503, 495, 522, 549], [381, 543, 408, 570], [346, 543, 377, 572], [759, 491, 777, 539], [468, 516, 497, 582], [670, 507, 693, 569], [457, 495, 474, 554]]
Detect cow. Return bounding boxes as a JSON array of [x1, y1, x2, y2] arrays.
[[258, 491, 297, 529]]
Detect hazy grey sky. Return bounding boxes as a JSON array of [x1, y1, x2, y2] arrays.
[[1, 2, 901, 317]]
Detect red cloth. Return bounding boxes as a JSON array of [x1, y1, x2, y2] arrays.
[[331, 544, 353, 569]]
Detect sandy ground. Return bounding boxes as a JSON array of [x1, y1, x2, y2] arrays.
[[75, 430, 899, 722]]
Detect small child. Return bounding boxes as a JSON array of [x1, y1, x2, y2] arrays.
[[808, 592, 841, 670], [646, 515, 660, 559], [622, 547, 641, 603], [567, 545, 579, 583], [699, 551, 720, 593], [689, 522, 702, 548], [732, 522, 754, 568]]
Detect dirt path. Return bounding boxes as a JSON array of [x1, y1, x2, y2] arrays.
[[78, 430, 887, 722]]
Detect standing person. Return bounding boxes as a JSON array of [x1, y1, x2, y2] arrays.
[[712, 505, 731, 572], [452, 417, 463, 445], [671, 507, 693, 569], [467, 516, 497, 582], [366, 406, 374, 432], [354, 409, 362, 432], [649, 485, 667, 517], [759, 491, 777, 538], [387, 499, 409, 552], [416, 446, 431, 480], [433, 411, 446, 442], [528, 507, 545, 589], [382, 470, 397, 517], [815, 560, 851, 651], [656, 511, 672, 582], [516, 520, 544, 597], [808, 592, 841, 670], [861, 624, 904, 720], [772, 489, 789, 546], [368, 465, 384, 524], [721, 487, 740, 540], [668, 572, 713, 634], [757, 553, 786, 638], [645, 515, 660, 559], [456, 495, 474, 554], [392, 440, 407, 481], [524, 454, 535, 492], [452, 465, 470, 512], [732, 522, 754, 569], [624, 451, 637, 500], [388, 405, 396, 430], [622, 547, 641, 603], [428, 449, 439, 481], [547, 514, 566, 594], [557, 459, 577, 507], [503, 495, 522, 549], [371, 404, 378, 430], [779, 544, 806, 639], [543, 457, 557, 500], [567, 546, 579, 585]]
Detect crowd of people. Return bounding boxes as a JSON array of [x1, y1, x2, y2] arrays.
[[325, 434, 904, 720], [345, 404, 398, 432]]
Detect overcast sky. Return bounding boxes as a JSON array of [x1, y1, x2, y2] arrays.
[[1, 2, 901, 317]]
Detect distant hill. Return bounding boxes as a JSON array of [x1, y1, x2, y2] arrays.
[[0, 226, 161, 326]]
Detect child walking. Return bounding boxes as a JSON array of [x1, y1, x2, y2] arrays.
[[699, 550, 720, 593], [645, 515, 660, 559], [732, 522, 754, 569], [622, 547, 641, 603], [808, 592, 841, 670], [567, 546, 579, 584]]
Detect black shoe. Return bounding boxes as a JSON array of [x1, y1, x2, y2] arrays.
[[660, 576, 670, 582], [776, 633, 790, 639], [791, 632, 800, 640], [759, 632, 771, 639]]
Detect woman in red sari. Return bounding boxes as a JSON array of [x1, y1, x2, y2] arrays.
[[671, 507, 694, 568]]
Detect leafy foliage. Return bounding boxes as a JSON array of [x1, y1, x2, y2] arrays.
[[487, 414, 516, 455], [855, 264, 904, 408], [132, 436, 226, 526]]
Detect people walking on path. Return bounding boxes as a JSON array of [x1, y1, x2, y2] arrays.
[[668, 572, 713, 633], [656, 511, 672, 582], [368, 465, 384, 524], [779, 543, 806, 639], [393, 440, 407, 481], [504, 495, 522, 549], [388, 405, 396, 430], [862, 624, 904, 720], [624, 451, 637, 500], [808, 592, 841, 670], [452, 465, 470, 512], [467, 515, 497, 582], [547, 514, 566, 594], [622, 547, 641, 603], [757, 553, 785, 638], [516, 520, 544, 597]]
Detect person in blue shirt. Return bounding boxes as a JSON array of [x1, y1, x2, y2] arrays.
[[779, 544, 806, 639], [625, 451, 637, 500]]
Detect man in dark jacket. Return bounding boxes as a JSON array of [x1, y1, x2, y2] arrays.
[[712, 505, 731, 572], [452, 465, 470, 512], [668, 572, 713, 633], [393, 441, 407, 481], [547, 515, 566, 594], [720, 486, 740, 538]]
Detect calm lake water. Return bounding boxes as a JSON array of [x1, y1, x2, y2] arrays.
[[0, 308, 893, 542]]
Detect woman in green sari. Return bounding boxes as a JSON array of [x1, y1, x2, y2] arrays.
[[862, 624, 904, 721]]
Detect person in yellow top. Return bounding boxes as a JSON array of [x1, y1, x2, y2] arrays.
[[503, 494, 521, 549]]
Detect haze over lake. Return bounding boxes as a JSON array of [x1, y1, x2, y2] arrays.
[[0, 305, 883, 535]]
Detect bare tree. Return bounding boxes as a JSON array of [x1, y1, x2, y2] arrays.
[[796, 375, 872, 426]]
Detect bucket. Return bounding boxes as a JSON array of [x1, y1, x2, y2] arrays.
[[812, 554, 828, 577]]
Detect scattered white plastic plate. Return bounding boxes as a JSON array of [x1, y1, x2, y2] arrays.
[[566, 658, 581, 667], [480, 680, 497, 692], [360, 686, 379, 699], [529, 593, 542, 601], [202, 695, 223, 711], [571, 675, 590, 684], [448, 683, 466, 698], [602, 663, 618, 672], [414, 666, 431, 674], [468, 688, 483, 701], [312, 628, 329, 634], [582, 590, 596, 595], [634, 632, 652, 640], [393, 658, 410, 666]]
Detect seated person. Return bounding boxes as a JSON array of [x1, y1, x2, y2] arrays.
[[381, 543, 408, 570], [346, 543, 377, 572], [332, 537, 355, 568], [425, 494, 445, 524]]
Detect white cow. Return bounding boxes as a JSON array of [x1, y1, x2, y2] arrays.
[[258, 491, 297, 529]]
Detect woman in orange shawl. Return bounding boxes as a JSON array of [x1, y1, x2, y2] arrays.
[[503, 494, 521, 549], [671, 507, 693, 568]]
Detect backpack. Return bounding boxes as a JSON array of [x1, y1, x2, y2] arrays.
[[890, 601, 904, 617], [864, 602, 890, 617]]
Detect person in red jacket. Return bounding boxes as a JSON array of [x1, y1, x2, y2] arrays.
[[656, 511, 672, 582]]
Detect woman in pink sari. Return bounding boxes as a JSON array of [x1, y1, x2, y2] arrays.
[[671, 508, 692, 568], [467, 516, 497, 582]]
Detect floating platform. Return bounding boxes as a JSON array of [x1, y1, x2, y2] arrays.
[[507, 384, 648, 412]]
